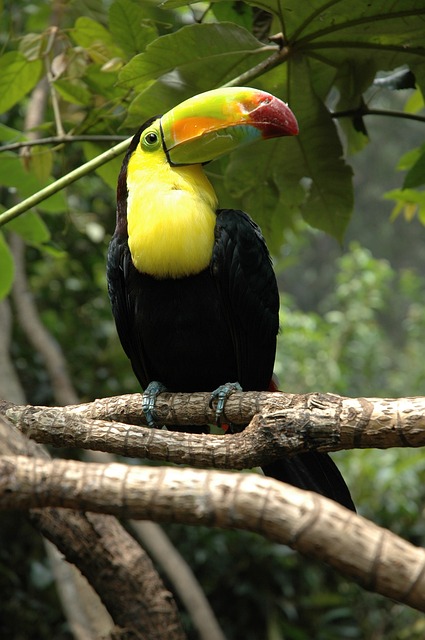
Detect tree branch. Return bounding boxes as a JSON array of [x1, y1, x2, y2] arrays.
[[0, 417, 186, 640], [0, 138, 130, 228], [2, 392, 424, 469], [132, 521, 226, 640], [1, 454, 425, 614]]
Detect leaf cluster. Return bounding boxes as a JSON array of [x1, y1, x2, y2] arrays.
[[1, 0, 425, 290]]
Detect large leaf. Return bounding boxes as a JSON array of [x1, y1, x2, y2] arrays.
[[109, 0, 157, 58], [288, 57, 353, 240], [223, 57, 352, 243], [121, 22, 274, 128], [72, 16, 124, 64], [119, 22, 272, 90], [0, 52, 42, 115]]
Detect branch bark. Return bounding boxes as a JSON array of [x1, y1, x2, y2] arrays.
[[2, 391, 425, 618], [2, 392, 425, 471], [0, 416, 186, 640], [1, 453, 425, 614]]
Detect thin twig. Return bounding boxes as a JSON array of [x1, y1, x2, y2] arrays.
[[0, 135, 128, 153], [332, 106, 425, 124]]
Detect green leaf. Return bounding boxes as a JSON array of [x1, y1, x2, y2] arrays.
[[109, 0, 157, 58], [26, 146, 53, 184], [0, 154, 67, 214], [0, 52, 42, 115], [211, 2, 253, 31], [290, 58, 353, 239], [119, 22, 271, 90], [82, 142, 123, 191], [0, 231, 14, 299], [72, 16, 124, 64], [224, 139, 297, 251], [403, 149, 425, 189], [6, 211, 51, 246], [385, 187, 425, 222], [334, 60, 374, 154], [54, 79, 93, 106], [0, 124, 26, 143], [124, 79, 195, 130]]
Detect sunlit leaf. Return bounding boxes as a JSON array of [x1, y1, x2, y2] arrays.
[[72, 16, 124, 64], [0, 52, 42, 115], [119, 22, 271, 89], [385, 187, 425, 221], [403, 149, 425, 188]]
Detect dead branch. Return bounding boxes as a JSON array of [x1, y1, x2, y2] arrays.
[[1, 454, 425, 614]]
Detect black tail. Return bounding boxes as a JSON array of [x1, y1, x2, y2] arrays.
[[263, 452, 355, 512]]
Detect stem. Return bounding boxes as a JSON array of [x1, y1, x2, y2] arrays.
[[45, 26, 65, 137], [0, 138, 131, 228], [222, 46, 286, 88], [0, 135, 128, 153], [332, 106, 425, 124]]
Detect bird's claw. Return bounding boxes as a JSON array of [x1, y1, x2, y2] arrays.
[[209, 381, 242, 426], [142, 381, 167, 427]]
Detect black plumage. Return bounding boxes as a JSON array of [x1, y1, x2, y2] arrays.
[[107, 120, 355, 512]]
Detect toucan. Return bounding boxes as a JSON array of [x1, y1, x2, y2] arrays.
[[107, 87, 355, 511]]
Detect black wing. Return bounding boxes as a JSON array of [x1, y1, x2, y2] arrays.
[[107, 232, 150, 389], [210, 210, 355, 511], [211, 209, 279, 390]]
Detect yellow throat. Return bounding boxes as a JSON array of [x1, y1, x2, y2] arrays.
[[126, 144, 218, 279]]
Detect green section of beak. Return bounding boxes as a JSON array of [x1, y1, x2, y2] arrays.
[[160, 87, 298, 166]]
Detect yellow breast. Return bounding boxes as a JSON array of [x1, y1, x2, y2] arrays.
[[126, 149, 218, 279]]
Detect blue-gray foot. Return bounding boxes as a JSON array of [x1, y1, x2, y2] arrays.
[[209, 381, 242, 426], [142, 381, 167, 427]]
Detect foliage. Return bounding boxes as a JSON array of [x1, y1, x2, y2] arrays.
[[1, 0, 425, 279]]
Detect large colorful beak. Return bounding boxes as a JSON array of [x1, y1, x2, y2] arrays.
[[160, 87, 298, 166]]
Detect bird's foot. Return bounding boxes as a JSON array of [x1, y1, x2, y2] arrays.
[[209, 381, 242, 426], [142, 381, 167, 427]]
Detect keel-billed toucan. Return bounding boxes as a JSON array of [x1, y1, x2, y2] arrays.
[[107, 87, 355, 511]]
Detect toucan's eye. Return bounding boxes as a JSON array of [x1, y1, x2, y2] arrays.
[[142, 129, 160, 150]]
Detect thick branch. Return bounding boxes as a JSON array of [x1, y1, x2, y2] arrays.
[[133, 521, 226, 640], [0, 417, 186, 640], [2, 393, 425, 471], [1, 455, 425, 614]]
